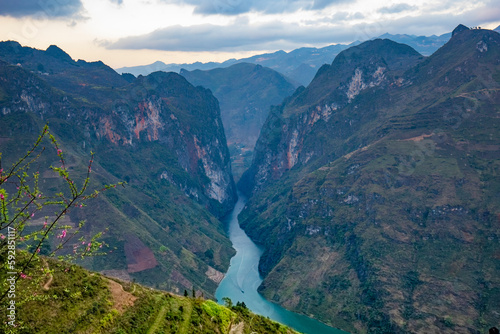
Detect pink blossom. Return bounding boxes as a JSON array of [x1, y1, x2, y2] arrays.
[[61, 230, 67, 238], [0, 194, 4, 200], [0, 168, 3, 173], [36, 248, 40, 253], [0, 235, 5, 239], [43, 221, 47, 228], [82, 241, 85, 245], [31, 213, 34, 217], [57, 149, 62, 155]]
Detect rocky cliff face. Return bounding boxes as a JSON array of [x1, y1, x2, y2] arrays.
[[0, 56, 236, 215], [240, 39, 423, 196], [180, 62, 298, 182], [0, 45, 236, 298], [239, 27, 500, 333]]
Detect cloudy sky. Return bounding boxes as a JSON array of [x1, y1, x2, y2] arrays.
[[0, 0, 499, 68]]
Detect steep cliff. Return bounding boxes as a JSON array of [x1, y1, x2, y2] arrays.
[[239, 27, 500, 333], [0, 44, 236, 297], [180, 62, 298, 180]]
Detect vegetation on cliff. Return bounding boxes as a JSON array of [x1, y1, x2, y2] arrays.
[[239, 26, 500, 333]]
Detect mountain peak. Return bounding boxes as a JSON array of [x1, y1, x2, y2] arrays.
[[45, 45, 73, 63], [452, 24, 470, 37]]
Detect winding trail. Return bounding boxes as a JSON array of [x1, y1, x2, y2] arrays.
[[42, 259, 53, 290], [146, 298, 168, 334]]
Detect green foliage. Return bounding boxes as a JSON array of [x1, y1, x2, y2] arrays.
[[239, 28, 500, 333]]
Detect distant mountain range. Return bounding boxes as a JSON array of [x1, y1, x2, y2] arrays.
[[116, 26, 500, 86]]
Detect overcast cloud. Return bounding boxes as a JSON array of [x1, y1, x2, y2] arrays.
[[0, 0, 498, 68], [378, 3, 417, 14], [162, 0, 350, 15], [105, 0, 500, 53], [0, 0, 83, 18], [106, 20, 356, 52]]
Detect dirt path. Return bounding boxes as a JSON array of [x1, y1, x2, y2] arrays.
[[107, 278, 137, 313], [42, 260, 53, 290]]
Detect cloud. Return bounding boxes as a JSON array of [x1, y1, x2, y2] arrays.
[[161, 0, 351, 16], [378, 3, 417, 14], [0, 0, 84, 18], [105, 20, 356, 52], [330, 11, 365, 21], [103, 0, 500, 53]]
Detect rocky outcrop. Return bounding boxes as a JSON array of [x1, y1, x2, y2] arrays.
[[0, 61, 236, 215], [240, 39, 422, 196]]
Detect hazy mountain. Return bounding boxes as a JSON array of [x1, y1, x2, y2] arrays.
[[0, 42, 237, 298], [377, 31, 450, 56], [115, 28, 461, 86], [180, 62, 298, 181], [115, 42, 358, 86], [238, 26, 500, 333]]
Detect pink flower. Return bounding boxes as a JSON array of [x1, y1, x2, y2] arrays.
[[0, 194, 4, 200], [20, 273, 27, 279], [43, 221, 47, 228], [0, 235, 5, 239], [57, 149, 62, 155], [61, 230, 67, 238], [31, 213, 34, 217], [36, 248, 40, 253]]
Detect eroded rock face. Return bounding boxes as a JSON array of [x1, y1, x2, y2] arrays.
[[239, 29, 500, 333], [1, 62, 236, 216], [240, 39, 422, 197]]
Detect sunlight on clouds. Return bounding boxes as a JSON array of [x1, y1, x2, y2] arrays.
[[0, 0, 498, 68]]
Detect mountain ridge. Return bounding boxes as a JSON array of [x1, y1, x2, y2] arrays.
[[0, 44, 237, 299], [115, 28, 460, 86], [238, 25, 500, 333]]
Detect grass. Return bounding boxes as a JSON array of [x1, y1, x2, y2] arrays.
[[0, 251, 300, 334]]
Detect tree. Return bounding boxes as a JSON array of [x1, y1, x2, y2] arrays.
[[222, 297, 233, 308]]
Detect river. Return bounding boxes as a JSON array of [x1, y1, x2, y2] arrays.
[[215, 192, 347, 334]]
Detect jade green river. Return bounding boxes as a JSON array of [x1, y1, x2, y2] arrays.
[[215, 193, 347, 334]]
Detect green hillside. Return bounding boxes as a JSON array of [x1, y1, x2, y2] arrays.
[[239, 26, 500, 333], [0, 43, 236, 300], [0, 252, 299, 334]]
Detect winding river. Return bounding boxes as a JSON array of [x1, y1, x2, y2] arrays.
[[215, 192, 347, 334]]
